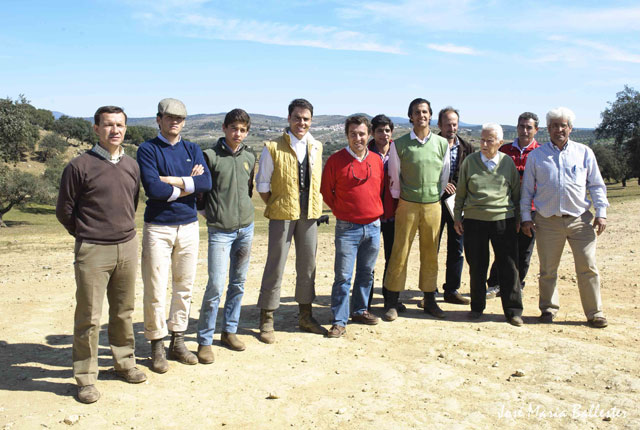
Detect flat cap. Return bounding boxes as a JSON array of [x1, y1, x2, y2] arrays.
[[158, 98, 187, 117]]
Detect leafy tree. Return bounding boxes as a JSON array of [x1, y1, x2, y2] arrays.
[[15, 97, 56, 130], [125, 125, 157, 145], [591, 143, 627, 183], [53, 115, 94, 144], [38, 133, 68, 162], [0, 97, 40, 163], [42, 155, 68, 205], [0, 167, 46, 227], [596, 85, 640, 186]]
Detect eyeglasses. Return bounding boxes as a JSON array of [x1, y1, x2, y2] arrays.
[[349, 161, 372, 182]]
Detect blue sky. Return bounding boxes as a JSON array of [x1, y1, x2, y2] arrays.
[[2, 0, 640, 127]]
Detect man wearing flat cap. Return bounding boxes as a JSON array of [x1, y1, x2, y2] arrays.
[[137, 98, 212, 372]]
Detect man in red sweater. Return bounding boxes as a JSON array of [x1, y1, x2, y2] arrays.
[[321, 115, 384, 338], [487, 112, 541, 298]]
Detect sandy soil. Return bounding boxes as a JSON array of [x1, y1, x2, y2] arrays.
[[1, 193, 639, 430]]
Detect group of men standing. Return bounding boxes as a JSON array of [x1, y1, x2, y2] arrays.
[[56, 96, 610, 404]]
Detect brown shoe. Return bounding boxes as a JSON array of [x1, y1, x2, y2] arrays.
[[326, 324, 346, 338], [168, 331, 198, 365], [150, 339, 169, 374], [588, 316, 608, 328], [351, 310, 380, 325], [299, 304, 328, 335], [197, 345, 215, 364], [116, 367, 147, 384], [259, 309, 276, 344], [443, 291, 471, 305], [77, 385, 100, 404], [221, 332, 246, 351]]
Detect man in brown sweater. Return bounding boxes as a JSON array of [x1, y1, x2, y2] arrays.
[[56, 106, 147, 404]]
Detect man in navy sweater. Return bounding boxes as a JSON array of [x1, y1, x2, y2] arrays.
[[137, 98, 212, 373]]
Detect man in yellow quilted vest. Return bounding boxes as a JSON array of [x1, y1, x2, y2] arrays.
[[255, 98, 326, 343]]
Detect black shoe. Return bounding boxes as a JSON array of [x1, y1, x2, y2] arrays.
[[443, 291, 471, 305], [423, 292, 445, 319], [539, 312, 556, 323], [508, 316, 524, 327], [468, 311, 483, 320]]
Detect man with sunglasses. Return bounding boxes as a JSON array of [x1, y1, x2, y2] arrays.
[[321, 115, 384, 337]]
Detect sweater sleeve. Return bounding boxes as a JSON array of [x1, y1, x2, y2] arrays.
[[320, 156, 337, 210], [191, 143, 212, 193], [56, 162, 80, 236], [453, 157, 468, 222], [136, 142, 175, 200]]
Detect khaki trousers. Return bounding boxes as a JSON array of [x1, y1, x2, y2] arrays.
[[73, 237, 138, 386], [535, 212, 604, 320], [142, 221, 199, 340], [384, 199, 441, 292]]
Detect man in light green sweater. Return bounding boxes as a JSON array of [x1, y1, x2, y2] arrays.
[[453, 123, 524, 326]]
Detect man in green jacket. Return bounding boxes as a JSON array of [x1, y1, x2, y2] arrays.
[[196, 109, 256, 364]]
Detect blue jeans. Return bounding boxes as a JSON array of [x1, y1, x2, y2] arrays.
[[197, 223, 254, 345], [331, 219, 381, 327]]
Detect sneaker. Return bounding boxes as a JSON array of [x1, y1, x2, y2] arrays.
[[588, 316, 608, 328], [77, 385, 100, 404], [486, 286, 500, 299], [351, 310, 380, 325], [116, 367, 147, 384], [326, 324, 346, 338], [443, 291, 471, 305]]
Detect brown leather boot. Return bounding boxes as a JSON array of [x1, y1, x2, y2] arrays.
[[168, 331, 198, 365], [197, 345, 214, 364], [259, 309, 275, 344], [150, 339, 169, 374], [298, 303, 327, 335], [221, 332, 246, 351]]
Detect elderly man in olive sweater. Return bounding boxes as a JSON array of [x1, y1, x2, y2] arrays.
[[453, 123, 523, 326], [57, 106, 146, 404]]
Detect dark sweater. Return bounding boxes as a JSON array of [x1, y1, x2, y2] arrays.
[[202, 138, 256, 231], [137, 136, 212, 225], [56, 151, 140, 244]]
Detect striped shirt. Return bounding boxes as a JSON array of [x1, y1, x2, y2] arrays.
[[520, 140, 609, 222]]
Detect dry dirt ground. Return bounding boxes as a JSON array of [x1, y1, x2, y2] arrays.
[[1, 187, 639, 430]]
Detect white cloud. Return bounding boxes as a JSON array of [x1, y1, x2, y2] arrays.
[[543, 35, 640, 65], [427, 43, 479, 55], [130, 1, 404, 54]]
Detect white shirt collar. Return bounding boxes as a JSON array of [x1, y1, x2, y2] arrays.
[[157, 132, 181, 146], [345, 146, 368, 162], [480, 152, 500, 164], [410, 129, 431, 144]]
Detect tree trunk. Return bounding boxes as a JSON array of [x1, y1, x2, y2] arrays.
[[622, 178, 627, 187]]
